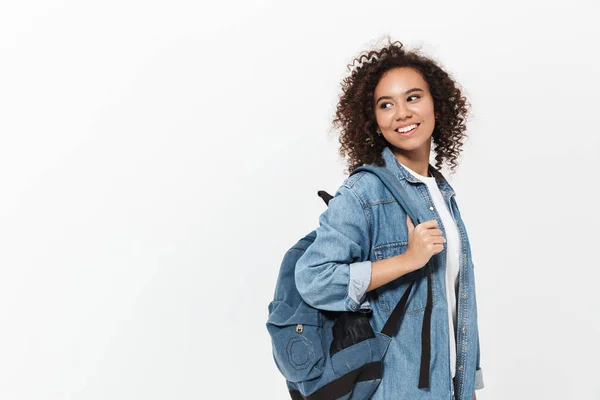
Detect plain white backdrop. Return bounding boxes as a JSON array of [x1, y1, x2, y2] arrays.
[[1, 0, 599, 399]]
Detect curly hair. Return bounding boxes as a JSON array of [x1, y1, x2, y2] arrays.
[[332, 38, 471, 175]]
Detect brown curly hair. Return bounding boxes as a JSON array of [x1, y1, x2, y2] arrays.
[[332, 38, 471, 174]]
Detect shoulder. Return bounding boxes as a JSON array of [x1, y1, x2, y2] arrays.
[[341, 171, 390, 207]]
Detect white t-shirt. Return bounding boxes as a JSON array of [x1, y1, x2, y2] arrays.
[[399, 162, 460, 379]]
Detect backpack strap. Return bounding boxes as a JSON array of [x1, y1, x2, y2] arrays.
[[351, 165, 433, 389], [352, 166, 423, 226]]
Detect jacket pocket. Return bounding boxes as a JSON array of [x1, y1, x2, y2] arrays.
[[373, 241, 436, 314], [266, 301, 325, 383]]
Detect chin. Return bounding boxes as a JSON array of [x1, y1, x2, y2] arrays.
[[386, 136, 432, 153]]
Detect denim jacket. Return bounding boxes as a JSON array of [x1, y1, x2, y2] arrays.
[[295, 146, 484, 400]]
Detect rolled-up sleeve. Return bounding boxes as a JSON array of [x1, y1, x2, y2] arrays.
[[474, 327, 484, 390], [474, 368, 484, 390], [295, 184, 372, 312]]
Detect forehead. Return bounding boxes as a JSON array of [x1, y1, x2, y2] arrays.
[[374, 67, 428, 96]]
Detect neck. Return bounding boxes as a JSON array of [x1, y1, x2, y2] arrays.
[[390, 143, 432, 177]]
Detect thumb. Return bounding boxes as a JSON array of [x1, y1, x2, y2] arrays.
[[406, 214, 414, 233]]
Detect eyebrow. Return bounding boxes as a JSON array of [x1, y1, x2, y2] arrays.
[[375, 88, 424, 104]]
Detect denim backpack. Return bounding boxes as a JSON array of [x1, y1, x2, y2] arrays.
[[266, 165, 434, 399]]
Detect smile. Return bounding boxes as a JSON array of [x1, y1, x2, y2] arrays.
[[395, 123, 419, 136]]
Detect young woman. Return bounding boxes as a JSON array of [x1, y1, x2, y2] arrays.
[[295, 39, 484, 400]]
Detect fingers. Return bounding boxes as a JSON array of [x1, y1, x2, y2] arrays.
[[415, 220, 446, 246], [418, 219, 439, 229], [412, 220, 443, 236], [430, 235, 446, 244], [407, 217, 440, 230], [428, 228, 444, 237], [407, 217, 445, 242]]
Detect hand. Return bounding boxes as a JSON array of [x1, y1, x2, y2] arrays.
[[473, 393, 477, 400], [405, 215, 445, 270]]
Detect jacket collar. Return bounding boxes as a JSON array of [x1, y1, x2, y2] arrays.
[[380, 146, 455, 197]]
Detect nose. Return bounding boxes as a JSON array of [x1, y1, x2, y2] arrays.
[[395, 102, 412, 120]]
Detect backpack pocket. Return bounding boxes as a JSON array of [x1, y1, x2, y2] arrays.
[[266, 301, 325, 383], [329, 312, 388, 376]]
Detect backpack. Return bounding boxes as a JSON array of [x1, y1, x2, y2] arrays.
[[266, 166, 434, 399]]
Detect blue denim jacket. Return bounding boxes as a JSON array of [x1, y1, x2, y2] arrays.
[[295, 146, 484, 400]]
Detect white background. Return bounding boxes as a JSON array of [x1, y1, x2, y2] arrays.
[[1, 0, 599, 399]]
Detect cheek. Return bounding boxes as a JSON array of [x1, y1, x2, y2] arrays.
[[424, 101, 436, 119], [412, 103, 435, 123], [374, 110, 390, 127]]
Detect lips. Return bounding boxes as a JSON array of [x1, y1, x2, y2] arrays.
[[395, 123, 420, 135]]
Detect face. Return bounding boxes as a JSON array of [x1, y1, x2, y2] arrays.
[[373, 67, 436, 156]]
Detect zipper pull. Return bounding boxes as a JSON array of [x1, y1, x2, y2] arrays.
[[296, 324, 303, 333]]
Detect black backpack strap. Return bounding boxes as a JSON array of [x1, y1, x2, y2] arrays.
[[381, 280, 415, 336], [351, 165, 433, 389], [418, 263, 433, 389], [289, 362, 382, 400]]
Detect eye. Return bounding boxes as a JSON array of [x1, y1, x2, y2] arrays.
[[408, 95, 421, 101], [379, 102, 393, 109]]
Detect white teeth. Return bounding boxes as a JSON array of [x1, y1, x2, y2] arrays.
[[396, 124, 418, 133]]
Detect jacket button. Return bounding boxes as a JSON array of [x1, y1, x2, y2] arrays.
[[462, 292, 467, 299], [429, 206, 434, 211], [458, 365, 463, 371], [462, 327, 467, 333]]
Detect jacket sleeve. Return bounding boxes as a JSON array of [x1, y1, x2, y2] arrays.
[[295, 184, 372, 312], [474, 328, 484, 390]]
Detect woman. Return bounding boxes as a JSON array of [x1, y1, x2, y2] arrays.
[[295, 39, 484, 400]]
